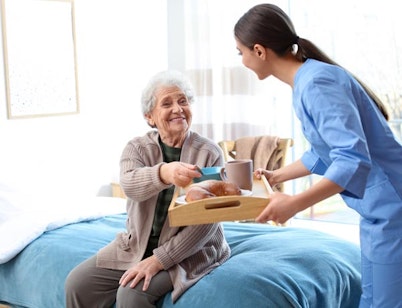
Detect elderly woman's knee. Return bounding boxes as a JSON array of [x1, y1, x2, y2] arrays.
[[65, 266, 82, 295], [116, 283, 158, 308]]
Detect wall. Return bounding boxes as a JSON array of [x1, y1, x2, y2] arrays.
[[0, 0, 167, 197]]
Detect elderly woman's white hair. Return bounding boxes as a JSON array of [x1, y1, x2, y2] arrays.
[[141, 70, 195, 117]]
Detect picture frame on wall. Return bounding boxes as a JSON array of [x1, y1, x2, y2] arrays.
[[1, 0, 79, 119]]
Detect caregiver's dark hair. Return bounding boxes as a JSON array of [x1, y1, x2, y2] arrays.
[[234, 3, 389, 120]]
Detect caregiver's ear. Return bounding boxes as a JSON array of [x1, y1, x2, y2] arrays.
[[253, 44, 266, 58]]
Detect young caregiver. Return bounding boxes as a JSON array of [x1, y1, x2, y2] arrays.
[[234, 3, 402, 307]]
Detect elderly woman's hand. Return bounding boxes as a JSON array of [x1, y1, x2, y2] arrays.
[[119, 255, 164, 291], [160, 162, 202, 187]]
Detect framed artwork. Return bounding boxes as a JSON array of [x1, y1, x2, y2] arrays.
[[1, 0, 79, 119]]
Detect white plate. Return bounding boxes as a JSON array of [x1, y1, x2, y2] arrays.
[[175, 189, 252, 205]]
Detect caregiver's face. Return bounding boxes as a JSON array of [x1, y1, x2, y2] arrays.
[[236, 39, 271, 80]]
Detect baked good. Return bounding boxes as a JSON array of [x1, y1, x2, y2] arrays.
[[185, 180, 241, 202]]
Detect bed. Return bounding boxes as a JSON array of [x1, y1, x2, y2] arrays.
[[0, 191, 362, 308]]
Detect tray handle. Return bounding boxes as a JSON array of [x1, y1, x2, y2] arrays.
[[261, 174, 274, 194], [204, 200, 241, 210]]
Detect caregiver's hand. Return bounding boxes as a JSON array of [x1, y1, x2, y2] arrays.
[[254, 168, 276, 187], [255, 192, 300, 224]]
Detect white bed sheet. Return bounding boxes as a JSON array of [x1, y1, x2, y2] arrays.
[[0, 194, 126, 264]]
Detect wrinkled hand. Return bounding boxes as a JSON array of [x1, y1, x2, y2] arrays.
[[255, 192, 298, 224], [160, 162, 202, 187], [119, 255, 164, 291]]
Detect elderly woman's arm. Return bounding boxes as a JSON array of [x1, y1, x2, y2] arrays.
[[119, 141, 201, 200]]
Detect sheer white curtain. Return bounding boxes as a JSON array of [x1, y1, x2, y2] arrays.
[[168, 0, 293, 143], [290, 0, 402, 141], [168, 0, 402, 143]]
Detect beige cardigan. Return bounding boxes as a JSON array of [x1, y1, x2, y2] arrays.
[[97, 130, 230, 302]]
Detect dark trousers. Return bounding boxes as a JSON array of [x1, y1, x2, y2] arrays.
[[65, 255, 173, 308]]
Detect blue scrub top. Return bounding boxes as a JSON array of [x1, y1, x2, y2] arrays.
[[293, 59, 402, 263]]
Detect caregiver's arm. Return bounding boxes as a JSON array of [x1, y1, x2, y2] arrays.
[[255, 177, 344, 224], [255, 159, 311, 187]]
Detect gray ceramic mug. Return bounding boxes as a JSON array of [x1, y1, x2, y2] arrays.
[[220, 159, 253, 190]]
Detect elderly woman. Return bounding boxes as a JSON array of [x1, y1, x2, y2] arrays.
[[65, 71, 230, 307]]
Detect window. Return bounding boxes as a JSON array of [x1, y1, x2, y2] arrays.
[[167, 0, 402, 225]]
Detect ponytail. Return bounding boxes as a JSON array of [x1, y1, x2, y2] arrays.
[[296, 38, 389, 121], [235, 3, 389, 121]]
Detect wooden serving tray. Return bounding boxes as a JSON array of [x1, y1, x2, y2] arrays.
[[168, 176, 272, 226]]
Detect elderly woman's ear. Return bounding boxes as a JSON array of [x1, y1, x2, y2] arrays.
[[144, 113, 156, 128]]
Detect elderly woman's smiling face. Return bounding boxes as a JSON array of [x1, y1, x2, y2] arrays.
[[145, 85, 192, 147]]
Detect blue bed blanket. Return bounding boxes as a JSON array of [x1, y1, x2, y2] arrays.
[[0, 214, 361, 308]]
